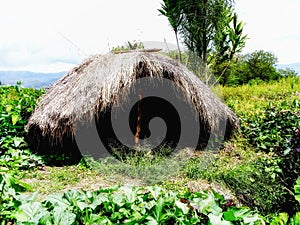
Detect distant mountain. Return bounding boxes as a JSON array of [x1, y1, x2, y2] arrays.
[[277, 62, 300, 75], [0, 71, 66, 89], [1, 61, 299, 90]]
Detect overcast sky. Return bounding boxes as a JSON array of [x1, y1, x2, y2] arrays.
[[0, 0, 299, 72]]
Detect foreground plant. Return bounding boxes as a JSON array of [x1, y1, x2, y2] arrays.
[[269, 178, 300, 224], [0, 170, 263, 225]]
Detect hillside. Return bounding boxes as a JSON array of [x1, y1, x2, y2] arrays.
[[277, 62, 300, 74], [0, 71, 65, 88]]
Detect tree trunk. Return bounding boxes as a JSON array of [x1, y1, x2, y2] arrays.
[[175, 31, 182, 63]]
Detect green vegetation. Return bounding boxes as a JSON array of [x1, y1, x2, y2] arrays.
[[0, 174, 264, 225], [159, 0, 247, 82], [159, 0, 297, 86], [0, 83, 44, 172], [165, 49, 298, 86], [111, 40, 144, 53], [223, 50, 298, 86], [0, 75, 300, 224], [222, 77, 300, 215]]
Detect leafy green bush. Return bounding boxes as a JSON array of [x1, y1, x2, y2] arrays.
[[0, 84, 43, 154], [0, 84, 44, 171], [270, 212, 300, 225], [268, 179, 300, 224], [240, 100, 300, 213], [220, 79, 300, 215], [0, 84, 43, 139], [184, 153, 289, 215], [241, 100, 300, 154], [0, 170, 263, 224], [224, 50, 285, 86], [0, 170, 32, 223], [221, 156, 298, 215]]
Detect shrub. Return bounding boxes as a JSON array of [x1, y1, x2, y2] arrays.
[[184, 153, 289, 215], [240, 100, 300, 213], [1, 170, 264, 224], [0, 84, 44, 155], [241, 100, 300, 154], [224, 50, 282, 86], [0, 84, 44, 170]]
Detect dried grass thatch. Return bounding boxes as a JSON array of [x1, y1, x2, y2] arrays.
[[26, 50, 239, 160]]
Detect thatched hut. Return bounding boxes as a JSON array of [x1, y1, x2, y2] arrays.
[[26, 50, 239, 162]]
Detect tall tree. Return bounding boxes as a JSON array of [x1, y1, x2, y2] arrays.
[[159, 0, 247, 83], [179, 0, 236, 64], [158, 0, 183, 62], [212, 10, 247, 84], [245, 50, 280, 81], [224, 50, 281, 85]]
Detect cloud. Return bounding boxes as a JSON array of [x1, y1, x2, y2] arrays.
[[0, 0, 175, 71], [2, 0, 298, 72], [0, 34, 83, 68], [236, 0, 300, 63]]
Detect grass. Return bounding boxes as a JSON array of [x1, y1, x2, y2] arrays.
[[14, 136, 266, 206], [1, 77, 300, 222], [219, 76, 300, 119], [16, 165, 106, 196], [15, 77, 299, 203]]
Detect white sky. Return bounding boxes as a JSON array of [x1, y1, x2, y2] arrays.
[[0, 0, 299, 72], [235, 0, 300, 65]]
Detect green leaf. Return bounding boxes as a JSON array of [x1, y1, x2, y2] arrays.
[[14, 178, 33, 192], [0, 167, 9, 172], [233, 207, 254, 220], [270, 212, 289, 225], [14, 202, 48, 223], [53, 206, 76, 225], [223, 210, 236, 221], [175, 200, 190, 214], [13, 137, 24, 148], [16, 191, 39, 204], [193, 192, 222, 215], [121, 186, 137, 203], [146, 216, 159, 225], [144, 199, 156, 211], [112, 192, 125, 207], [77, 201, 89, 211], [5, 105, 13, 113], [11, 114, 20, 125], [45, 193, 70, 210], [243, 214, 262, 225], [208, 213, 231, 225], [154, 197, 164, 221], [290, 212, 300, 225], [148, 186, 162, 200], [90, 193, 109, 210], [294, 177, 300, 203]]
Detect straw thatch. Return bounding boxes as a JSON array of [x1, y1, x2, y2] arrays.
[[26, 50, 239, 160]]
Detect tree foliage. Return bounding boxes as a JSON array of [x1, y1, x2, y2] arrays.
[[180, 0, 234, 63], [224, 50, 287, 86], [212, 11, 247, 80], [158, 0, 247, 82], [158, 0, 183, 62]]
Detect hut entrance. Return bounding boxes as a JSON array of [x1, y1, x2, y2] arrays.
[[129, 96, 181, 149], [96, 96, 182, 157], [95, 80, 209, 158]]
